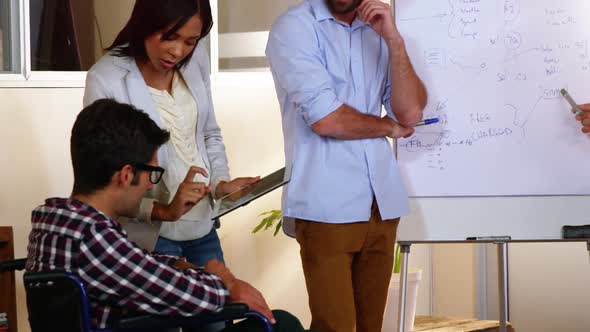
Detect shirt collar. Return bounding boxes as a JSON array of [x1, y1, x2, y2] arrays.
[[309, 0, 370, 30], [309, 0, 333, 22]]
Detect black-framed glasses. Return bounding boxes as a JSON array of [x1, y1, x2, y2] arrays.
[[133, 164, 165, 184]]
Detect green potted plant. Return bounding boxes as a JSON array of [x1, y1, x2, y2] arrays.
[[252, 210, 283, 236]]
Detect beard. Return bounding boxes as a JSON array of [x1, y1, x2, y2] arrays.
[[325, 0, 363, 15]]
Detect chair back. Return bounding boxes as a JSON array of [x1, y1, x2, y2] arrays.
[[0, 258, 26, 272], [24, 271, 94, 332]]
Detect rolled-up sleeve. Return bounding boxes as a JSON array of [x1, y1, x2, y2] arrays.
[[382, 63, 395, 119], [266, 14, 343, 126]]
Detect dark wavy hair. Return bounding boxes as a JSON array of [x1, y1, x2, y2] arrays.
[[107, 0, 213, 69], [71, 99, 170, 195]]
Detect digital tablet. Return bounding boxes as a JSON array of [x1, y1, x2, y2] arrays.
[[212, 166, 291, 219]]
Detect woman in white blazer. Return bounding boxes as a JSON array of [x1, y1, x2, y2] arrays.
[[83, 0, 259, 271]]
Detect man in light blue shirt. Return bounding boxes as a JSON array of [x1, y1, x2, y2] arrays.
[[266, 0, 426, 331]]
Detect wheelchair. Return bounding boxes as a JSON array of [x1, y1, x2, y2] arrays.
[[0, 258, 273, 332]]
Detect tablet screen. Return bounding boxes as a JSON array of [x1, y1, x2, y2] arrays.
[[212, 166, 291, 219]]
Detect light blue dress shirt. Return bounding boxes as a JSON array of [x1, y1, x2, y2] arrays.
[[266, 0, 410, 230]]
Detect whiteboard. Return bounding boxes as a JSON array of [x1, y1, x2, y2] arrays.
[[396, 0, 590, 197], [397, 196, 590, 241]]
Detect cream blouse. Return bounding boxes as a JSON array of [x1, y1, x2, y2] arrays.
[[147, 72, 214, 241]]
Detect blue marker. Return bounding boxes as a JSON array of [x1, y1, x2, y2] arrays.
[[414, 118, 440, 127]]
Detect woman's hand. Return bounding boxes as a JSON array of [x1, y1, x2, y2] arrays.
[[215, 177, 261, 199], [152, 167, 211, 221]]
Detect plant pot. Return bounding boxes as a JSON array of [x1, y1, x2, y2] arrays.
[[382, 269, 422, 332]]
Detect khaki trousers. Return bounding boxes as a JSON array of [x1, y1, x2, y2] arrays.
[[295, 202, 400, 332]]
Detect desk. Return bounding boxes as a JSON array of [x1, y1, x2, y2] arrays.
[[0, 227, 16, 332], [414, 316, 515, 332], [397, 239, 590, 332]]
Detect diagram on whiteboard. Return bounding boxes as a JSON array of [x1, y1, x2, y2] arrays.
[[397, 0, 590, 197]]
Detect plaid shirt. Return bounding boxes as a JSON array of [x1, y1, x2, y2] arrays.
[[26, 198, 229, 329]]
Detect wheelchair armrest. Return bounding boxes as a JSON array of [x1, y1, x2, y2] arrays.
[[0, 258, 27, 272], [115, 303, 250, 331]]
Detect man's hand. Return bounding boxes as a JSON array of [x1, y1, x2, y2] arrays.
[[227, 279, 276, 324], [576, 104, 590, 134], [153, 167, 211, 221], [358, 0, 401, 42], [172, 258, 198, 271], [204, 259, 276, 324], [205, 259, 233, 281], [384, 116, 415, 138], [215, 177, 261, 199]]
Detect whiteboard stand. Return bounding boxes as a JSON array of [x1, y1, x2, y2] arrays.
[[397, 244, 411, 332], [497, 242, 509, 332], [396, 239, 590, 332]]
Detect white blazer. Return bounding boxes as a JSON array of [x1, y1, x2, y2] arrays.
[[83, 44, 230, 250]]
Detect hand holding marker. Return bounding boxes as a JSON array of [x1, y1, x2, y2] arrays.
[[414, 118, 440, 127], [560, 88, 584, 117]]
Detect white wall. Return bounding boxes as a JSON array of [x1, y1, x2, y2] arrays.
[[431, 244, 477, 317], [509, 243, 590, 331], [218, 0, 300, 33]]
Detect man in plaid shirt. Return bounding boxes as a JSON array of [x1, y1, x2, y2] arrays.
[[26, 99, 311, 331]]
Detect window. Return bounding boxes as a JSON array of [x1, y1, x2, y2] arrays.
[[217, 0, 300, 72], [2, 0, 392, 85], [0, 0, 20, 73], [28, 0, 135, 71], [0, 0, 136, 85]]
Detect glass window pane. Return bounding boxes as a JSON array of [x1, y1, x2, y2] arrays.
[[0, 0, 20, 73], [90, 0, 134, 68], [29, 0, 134, 71], [218, 0, 300, 72], [31, 0, 95, 71]]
